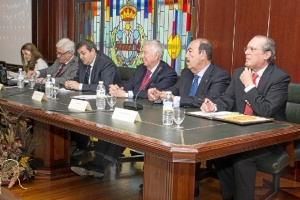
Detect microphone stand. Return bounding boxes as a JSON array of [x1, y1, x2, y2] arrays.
[[123, 90, 144, 110]]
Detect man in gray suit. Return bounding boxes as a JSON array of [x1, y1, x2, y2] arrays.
[[27, 38, 79, 85]]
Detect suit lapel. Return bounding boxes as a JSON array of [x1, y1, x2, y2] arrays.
[[145, 61, 162, 88], [195, 63, 213, 95], [257, 64, 274, 90]]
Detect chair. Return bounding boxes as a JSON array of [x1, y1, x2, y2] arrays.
[[256, 83, 300, 199], [114, 67, 144, 173]]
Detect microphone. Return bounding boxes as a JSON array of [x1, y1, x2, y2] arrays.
[[123, 66, 163, 111], [123, 89, 143, 110]]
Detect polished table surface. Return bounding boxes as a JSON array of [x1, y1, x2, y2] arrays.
[[0, 86, 300, 199]]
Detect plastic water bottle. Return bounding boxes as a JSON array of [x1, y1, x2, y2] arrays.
[[45, 74, 53, 99], [17, 68, 24, 88], [96, 81, 106, 110], [163, 91, 174, 125]]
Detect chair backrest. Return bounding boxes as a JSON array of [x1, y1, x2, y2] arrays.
[[286, 83, 300, 124], [117, 67, 136, 85]]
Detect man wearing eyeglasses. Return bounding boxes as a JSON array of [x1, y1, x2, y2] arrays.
[[27, 38, 79, 85], [201, 35, 290, 200]]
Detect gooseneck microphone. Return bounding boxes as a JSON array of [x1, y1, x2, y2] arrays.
[[123, 66, 163, 111]]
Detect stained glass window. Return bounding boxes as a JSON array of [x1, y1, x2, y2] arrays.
[[76, 0, 194, 75]]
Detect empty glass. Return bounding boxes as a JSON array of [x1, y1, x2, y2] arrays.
[[52, 84, 60, 100], [28, 77, 37, 89], [173, 108, 185, 128], [106, 95, 117, 111]]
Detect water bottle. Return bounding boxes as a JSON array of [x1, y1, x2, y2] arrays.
[[163, 91, 174, 125], [17, 68, 24, 88], [45, 74, 53, 99], [96, 81, 106, 110]]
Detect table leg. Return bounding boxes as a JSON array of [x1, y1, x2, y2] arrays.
[[143, 153, 195, 200]]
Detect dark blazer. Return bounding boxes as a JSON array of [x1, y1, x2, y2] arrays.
[[214, 63, 291, 120], [74, 51, 119, 91], [168, 62, 230, 107], [123, 60, 178, 98]]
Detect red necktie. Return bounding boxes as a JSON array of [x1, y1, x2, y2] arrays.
[[55, 63, 66, 78], [139, 70, 152, 90], [244, 73, 259, 115]]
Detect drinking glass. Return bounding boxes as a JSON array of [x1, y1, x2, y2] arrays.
[[28, 77, 36, 89], [52, 84, 60, 100], [106, 95, 117, 111], [173, 108, 185, 128]]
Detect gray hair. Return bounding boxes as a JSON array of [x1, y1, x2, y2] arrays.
[[143, 40, 164, 59], [255, 35, 276, 63], [56, 38, 75, 54]]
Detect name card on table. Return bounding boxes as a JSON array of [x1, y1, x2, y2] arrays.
[[112, 107, 141, 123], [68, 99, 92, 111], [0, 84, 6, 91], [32, 91, 47, 101]]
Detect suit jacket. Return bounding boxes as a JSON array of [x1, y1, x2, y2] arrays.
[[123, 60, 178, 99], [74, 51, 119, 91], [39, 56, 79, 85], [214, 63, 291, 120], [168, 62, 230, 107]]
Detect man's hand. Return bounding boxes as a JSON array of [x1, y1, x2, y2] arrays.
[[200, 98, 215, 112], [64, 80, 80, 90], [148, 88, 161, 101], [240, 67, 253, 88], [37, 77, 45, 84], [109, 84, 126, 97], [27, 71, 37, 78]]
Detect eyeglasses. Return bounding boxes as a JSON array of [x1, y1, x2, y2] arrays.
[[243, 46, 263, 52], [56, 51, 69, 56]]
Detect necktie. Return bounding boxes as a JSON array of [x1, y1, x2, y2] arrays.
[[139, 70, 152, 90], [244, 73, 259, 115], [84, 65, 91, 84], [55, 63, 66, 78], [189, 75, 200, 96]]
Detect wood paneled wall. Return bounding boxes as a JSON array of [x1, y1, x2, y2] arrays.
[[32, 0, 300, 83], [194, 0, 300, 83]]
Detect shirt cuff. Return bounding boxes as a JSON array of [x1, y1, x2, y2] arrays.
[[173, 96, 181, 108], [245, 84, 255, 93], [79, 83, 83, 91], [35, 71, 40, 77], [128, 91, 134, 99]]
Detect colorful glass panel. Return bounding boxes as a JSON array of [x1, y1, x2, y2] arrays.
[[76, 0, 194, 75]]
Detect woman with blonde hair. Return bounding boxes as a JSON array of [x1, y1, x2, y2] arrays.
[[8, 43, 48, 78]]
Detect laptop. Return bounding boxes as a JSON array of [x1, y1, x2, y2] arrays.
[[0, 61, 18, 86]]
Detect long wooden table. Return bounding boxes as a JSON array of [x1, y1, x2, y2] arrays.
[[0, 86, 300, 199]]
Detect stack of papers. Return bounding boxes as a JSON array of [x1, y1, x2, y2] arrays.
[[186, 111, 273, 125]]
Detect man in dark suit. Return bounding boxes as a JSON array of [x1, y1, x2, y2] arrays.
[[148, 38, 230, 108], [67, 39, 123, 179], [109, 40, 177, 99], [65, 39, 119, 91], [201, 35, 291, 200], [27, 38, 79, 85], [148, 38, 230, 197]]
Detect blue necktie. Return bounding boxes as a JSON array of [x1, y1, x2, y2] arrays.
[[189, 75, 200, 96], [84, 65, 91, 84]]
